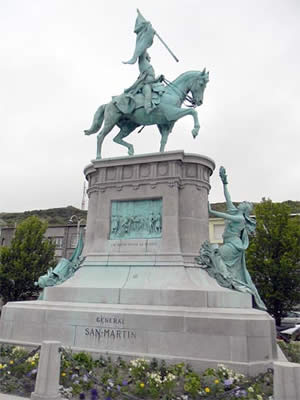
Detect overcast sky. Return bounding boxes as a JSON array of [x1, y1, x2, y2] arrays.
[[1, 0, 299, 212]]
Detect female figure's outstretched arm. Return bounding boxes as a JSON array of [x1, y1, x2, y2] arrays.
[[219, 166, 236, 213], [208, 202, 242, 222]]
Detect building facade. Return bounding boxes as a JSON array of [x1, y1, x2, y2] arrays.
[[0, 219, 226, 260], [0, 224, 86, 261]]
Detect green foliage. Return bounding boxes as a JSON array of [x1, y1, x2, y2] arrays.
[[0, 345, 39, 396], [72, 352, 94, 371], [281, 200, 300, 214], [247, 199, 300, 325], [183, 371, 202, 397], [278, 340, 300, 363], [0, 216, 56, 303], [208, 200, 300, 214]]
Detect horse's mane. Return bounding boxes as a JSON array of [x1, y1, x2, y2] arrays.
[[172, 70, 202, 83], [164, 71, 202, 97]]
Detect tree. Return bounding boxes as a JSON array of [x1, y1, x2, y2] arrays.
[[0, 216, 56, 304], [246, 199, 300, 326]]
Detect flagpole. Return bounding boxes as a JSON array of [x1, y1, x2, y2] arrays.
[[154, 31, 179, 63]]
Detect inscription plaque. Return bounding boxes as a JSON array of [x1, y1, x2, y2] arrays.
[[74, 315, 137, 343], [110, 199, 162, 240], [85, 328, 136, 340]]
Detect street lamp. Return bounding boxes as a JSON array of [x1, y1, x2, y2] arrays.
[[69, 215, 86, 245]]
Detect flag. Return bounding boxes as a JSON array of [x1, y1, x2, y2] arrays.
[[123, 10, 155, 65]]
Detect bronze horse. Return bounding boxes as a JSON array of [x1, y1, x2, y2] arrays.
[[84, 70, 209, 159]]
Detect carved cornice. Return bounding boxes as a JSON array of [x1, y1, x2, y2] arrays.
[[86, 176, 211, 195], [85, 152, 214, 195], [84, 150, 215, 171]]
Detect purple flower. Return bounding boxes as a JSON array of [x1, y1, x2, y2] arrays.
[[90, 388, 99, 399], [116, 385, 121, 391], [235, 389, 247, 397], [122, 379, 128, 386], [26, 368, 37, 378], [79, 394, 85, 400], [224, 378, 234, 386]]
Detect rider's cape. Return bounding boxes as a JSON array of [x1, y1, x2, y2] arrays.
[[123, 10, 155, 65]]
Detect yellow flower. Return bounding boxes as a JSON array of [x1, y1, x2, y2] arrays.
[[140, 382, 145, 388], [248, 386, 254, 393], [9, 360, 14, 365], [31, 361, 35, 366], [214, 379, 220, 384], [205, 387, 211, 393], [0, 364, 3, 369], [61, 372, 66, 377]]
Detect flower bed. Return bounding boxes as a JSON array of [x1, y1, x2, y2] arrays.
[[0, 344, 273, 399], [0, 344, 39, 396]]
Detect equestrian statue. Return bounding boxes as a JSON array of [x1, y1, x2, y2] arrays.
[[84, 9, 209, 159]]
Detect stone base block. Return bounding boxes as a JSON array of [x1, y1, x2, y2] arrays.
[[0, 300, 277, 375], [31, 394, 61, 400], [43, 266, 252, 308], [274, 361, 300, 400]]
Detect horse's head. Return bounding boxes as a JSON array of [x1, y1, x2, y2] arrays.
[[190, 69, 209, 106]]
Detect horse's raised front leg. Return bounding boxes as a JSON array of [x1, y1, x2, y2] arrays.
[[180, 108, 200, 138], [113, 121, 139, 156], [161, 105, 200, 138], [191, 109, 200, 138], [96, 104, 121, 159]]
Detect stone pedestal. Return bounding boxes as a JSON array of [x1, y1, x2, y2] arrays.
[[274, 361, 300, 400], [31, 341, 61, 400], [0, 151, 278, 375], [83, 150, 214, 267]]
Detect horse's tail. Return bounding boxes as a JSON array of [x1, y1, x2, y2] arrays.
[[84, 104, 106, 135]]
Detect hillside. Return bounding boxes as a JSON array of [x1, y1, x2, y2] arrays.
[[211, 200, 300, 214], [0, 206, 87, 227], [0, 201, 299, 227]]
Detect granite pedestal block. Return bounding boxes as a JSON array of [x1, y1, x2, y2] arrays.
[[0, 301, 277, 375], [0, 151, 278, 374], [42, 151, 251, 308], [82, 151, 215, 267]]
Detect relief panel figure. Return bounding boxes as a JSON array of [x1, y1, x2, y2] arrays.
[[110, 199, 162, 240]]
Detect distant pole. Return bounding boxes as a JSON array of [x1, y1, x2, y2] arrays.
[[81, 180, 86, 210], [69, 215, 85, 245]]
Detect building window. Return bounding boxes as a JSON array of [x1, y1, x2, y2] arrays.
[[70, 234, 78, 248], [49, 237, 64, 249], [213, 224, 224, 241]]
